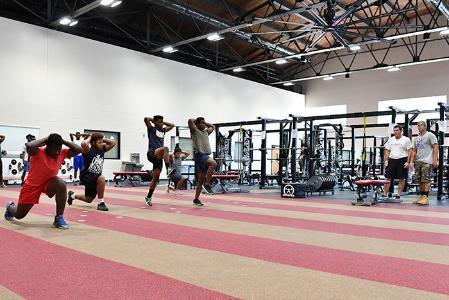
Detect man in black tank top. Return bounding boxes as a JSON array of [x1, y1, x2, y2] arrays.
[[144, 115, 174, 206], [67, 133, 116, 211]]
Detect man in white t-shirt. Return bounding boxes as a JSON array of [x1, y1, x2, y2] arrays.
[[380, 125, 412, 201]]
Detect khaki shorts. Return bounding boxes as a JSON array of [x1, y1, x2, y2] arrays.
[[413, 161, 431, 184]]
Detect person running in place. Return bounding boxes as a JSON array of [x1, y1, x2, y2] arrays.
[[70, 132, 89, 185], [188, 117, 217, 206], [67, 133, 116, 211], [144, 115, 174, 206], [380, 124, 412, 202], [167, 147, 190, 194], [408, 121, 439, 205], [4, 133, 82, 229]]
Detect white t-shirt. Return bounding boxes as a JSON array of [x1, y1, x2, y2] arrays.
[[385, 136, 412, 159]]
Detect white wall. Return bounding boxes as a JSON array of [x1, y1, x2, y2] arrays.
[[0, 17, 305, 178]]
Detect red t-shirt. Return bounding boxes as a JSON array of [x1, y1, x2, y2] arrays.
[[26, 147, 69, 186]]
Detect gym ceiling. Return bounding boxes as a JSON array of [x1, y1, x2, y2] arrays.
[[1, 0, 448, 91]]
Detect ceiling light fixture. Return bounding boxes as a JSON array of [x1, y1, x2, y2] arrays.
[[101, 0, 122, 7], [283, 82, 294, 86], [110, 0, 122, 7], [69, 20, 78, 26], [387, 66, 401, 72], [441, 28, 449, 36], [207, 33, 223, 41], [323, 75, 335, 81], [233, 67, 244, 72], [59, 17, 72, 25], [275, 59, 288, 65], [162, 46, 177, 53], [349, 45, 361, 51]]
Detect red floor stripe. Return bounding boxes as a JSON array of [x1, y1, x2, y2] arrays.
[[89, 185, 449, 214], [0, 227, 234, 299], [4, 193, 449, 248], [3, 200, 449, 295], [74, 187, 449, 225]]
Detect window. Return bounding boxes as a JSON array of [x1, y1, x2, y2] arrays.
[[378, 95, 447, 124], [84, 129, 120, 159]]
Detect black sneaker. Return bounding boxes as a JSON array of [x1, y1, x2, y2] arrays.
[[97, 202, 109, 211], [193, 199, 204, 206], [67, 191, 75, 205], [395, 195, 401, 200], [203, 185, 213, 194]]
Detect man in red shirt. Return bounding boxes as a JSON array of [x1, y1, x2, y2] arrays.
[[4, 133, 82, 229]]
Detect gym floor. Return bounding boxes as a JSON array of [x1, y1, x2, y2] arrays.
[[1, 185, 449, 299]]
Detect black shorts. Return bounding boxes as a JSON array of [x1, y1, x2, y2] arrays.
[[385, 157, 408, 180], [80, 174, 98, 198], [147, 149, 163, 170]]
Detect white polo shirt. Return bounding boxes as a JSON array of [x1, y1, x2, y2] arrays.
[[385, 136, 412, 159]]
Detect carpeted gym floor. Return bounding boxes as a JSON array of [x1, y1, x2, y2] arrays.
[[1, 185, 449, 299]]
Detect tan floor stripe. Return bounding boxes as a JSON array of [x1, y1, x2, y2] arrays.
[[105, 186, 449, 218], [2, 188, 449, 235], [0, 285, 23, 300], [0, 215, 446, 300], [11, 193, 449, 266]]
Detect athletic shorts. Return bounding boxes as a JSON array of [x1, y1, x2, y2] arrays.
[[385, 157, 408, 179], [18, 179, 54, 204], [73, 155, 84, 172], [413, 161, 431, 184], [194, 153, 210, 175], [80, 174, 98, 198], [170, 171, 182, 185], [147, 149, 163, 171]]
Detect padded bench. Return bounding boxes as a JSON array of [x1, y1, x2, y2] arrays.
[[352, 179, 391, 206], [113, 171, 152, 187]]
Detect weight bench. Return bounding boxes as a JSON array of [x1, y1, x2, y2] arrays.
[[352, 179, 391, 206], [113, 171, 151, 187], [210, 174, 248, 194]]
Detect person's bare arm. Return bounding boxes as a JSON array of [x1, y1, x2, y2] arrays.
[[64, 139, 83, 158], [144, 117, 153, 128], [188, 118, 196, 132], [0, 135, 5, 144], [81, 136, 91, 155], [164, 121, 175, 132], [384, 149, 390, 166], [26, 137, 48, 156], [407, 148, 416, 168], [182, 151, 190, 159], [432, 143, 439, 168], [103, 138, 117, 152], [69, 133, 75, 141], [205, 122, 215, 135]]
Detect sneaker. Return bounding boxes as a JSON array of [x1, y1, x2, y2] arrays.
[[145, 196, 153, 206], [4, 201, 15, 221], [203, 185, 213, 194], [53, 215, 70, 230], [193, 199, 204, 206], [67, 190, 75, 205], [174, 190, 183, 195], [416, 195, 429, 206], [378, 195, 389, 201], [412, 195, 423, 204], [395, 195, 401, 200], [97, 202, 109, 211], [0, 183, 6, 188]]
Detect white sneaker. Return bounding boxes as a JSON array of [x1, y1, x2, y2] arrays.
[[174, 190, 183, 195]]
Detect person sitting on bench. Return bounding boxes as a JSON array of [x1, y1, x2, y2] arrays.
[[167, 147, 189, 194]]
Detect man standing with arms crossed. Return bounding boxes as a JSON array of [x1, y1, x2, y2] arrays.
[[408, 121, 439, 205], [380, 125, 412, 202]]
